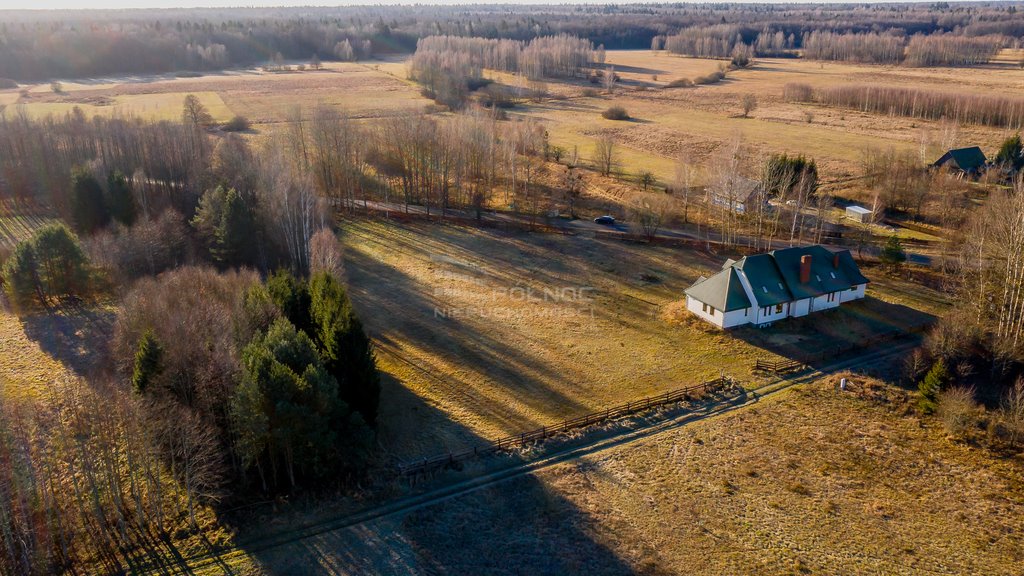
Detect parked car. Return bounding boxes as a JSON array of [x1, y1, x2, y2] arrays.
[[594, 215, 616, 226]]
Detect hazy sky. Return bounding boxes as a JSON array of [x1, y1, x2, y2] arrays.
[[13, 0, 661, 8]]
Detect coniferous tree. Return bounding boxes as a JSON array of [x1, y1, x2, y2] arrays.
[[880, 235, 907, 272], [266, 269, 314, 337], [995, 134, 1024, 171], [215, 188, 257, 267], [309, 271, 380, 425], [918, 358, 951, 414], [69, 167, 110, 234], [107, 170, 137, 226], [132, 329, 164, 394]]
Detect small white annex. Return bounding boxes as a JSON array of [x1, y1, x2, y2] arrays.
[[845, 205, 872, 223], [684, 245, 869, 329]]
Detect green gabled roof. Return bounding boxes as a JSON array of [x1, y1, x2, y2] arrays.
[[735, 253, 791, 307], [835, 250, 870, 286], [685, 268, 751, 312], [770, 246, 846, 298], [935, 146, 987, 172]]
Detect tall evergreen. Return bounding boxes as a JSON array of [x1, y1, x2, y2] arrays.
[[106, 170, 137, 226], [918, 358, 951, 414], [309, 271, 380, 425], [215, 188, 257, 267], [69, 167, 110, 234], [132, 329, 164, 394], [266, 269, 314, 337]]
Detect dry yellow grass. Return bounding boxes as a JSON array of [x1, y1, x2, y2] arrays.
[[0, 311, 72, 401], [232, 374, 1024, 575], [506, 51, 1024, 191], [342, 218, 946, 461]]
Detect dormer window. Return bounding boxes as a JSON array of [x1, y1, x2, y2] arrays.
[[762, 286, 768, 293], [830, 272, 836, 279], [778, 282, 784, 290], [815, 274, 821, 282]]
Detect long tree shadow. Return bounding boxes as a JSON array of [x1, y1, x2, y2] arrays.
[[246, 465, 640, 575], [20, 303, 115, 378]]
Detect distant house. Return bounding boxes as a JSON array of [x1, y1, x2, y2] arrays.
[[707, 177, 764, 214], [845, 205, 872, 223], [932, 146, 987, 179], [684, 245, 869, 329]]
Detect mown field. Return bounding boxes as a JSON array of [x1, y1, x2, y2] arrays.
[[0, 60, 427, 125], [232, 373, 1024, 575], [341, 218, 948, 461], [507, 50, 1024, 188]]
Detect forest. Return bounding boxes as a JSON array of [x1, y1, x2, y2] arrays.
[[2, 3, 1024, 81]]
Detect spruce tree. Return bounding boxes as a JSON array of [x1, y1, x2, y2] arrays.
[[106, 170, 137, 226], [309, 271, 380, 425], [132, 329, 164, 394], [214, 188, 256, 267], [880, 235, 906, 272], [69, 167, 110, 234], [918, 358, 950, 414]]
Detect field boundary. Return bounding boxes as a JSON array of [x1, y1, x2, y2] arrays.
[[397, 375, 735, 478], [753, 321, 931, 374]]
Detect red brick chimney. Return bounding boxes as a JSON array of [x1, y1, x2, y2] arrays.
[[833, 253, 840, 269], [800, 255, 812, 283]]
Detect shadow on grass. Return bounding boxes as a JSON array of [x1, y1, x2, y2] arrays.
[[247, 469, 637, 575], [730, 296, 936, 370], [20, 303, 115, 378]]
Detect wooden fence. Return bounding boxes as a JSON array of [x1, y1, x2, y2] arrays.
[[397, 376, 735, 477], [753, 358, 804, 374]]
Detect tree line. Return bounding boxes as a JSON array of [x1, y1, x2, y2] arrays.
[[785, 82, 1024, 130], [2, 3, 1021, 81]]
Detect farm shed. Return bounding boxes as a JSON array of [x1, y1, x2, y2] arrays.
[[932, 146, 987, 179], [845, 205, 872, 223]]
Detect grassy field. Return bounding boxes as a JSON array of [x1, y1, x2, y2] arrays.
[[236, 374, 1023, 575], [1, 60, 427, 125], [507, 51, 1024, 191], [342, 218, 947, 461]]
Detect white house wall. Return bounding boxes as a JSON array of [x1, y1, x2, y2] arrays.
[[789, 298, 810, 318], [810, 293, 841, 313], [686, 295, 725, 328], [840, 284, 867, 303], [686, 295, 752, 329], [754, 302, 789, 325]]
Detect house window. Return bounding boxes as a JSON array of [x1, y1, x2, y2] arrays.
[[702, 303, 709, 313], [775, 304, 784, 314], [827, 292, 837, 303], [850, 286, 857, 292]]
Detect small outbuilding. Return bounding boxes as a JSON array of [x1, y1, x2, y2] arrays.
[[932, 146, 987, 179], [845, 205, 872, 223]]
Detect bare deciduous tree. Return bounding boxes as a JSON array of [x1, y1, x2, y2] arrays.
[[594, 135, 617, 177]]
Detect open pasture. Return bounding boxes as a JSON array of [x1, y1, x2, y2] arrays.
[[242, 374, 1023, 575], [509, 51, 1024, 190], [2, 60, 429, 125], [342, 218, 946, 461]]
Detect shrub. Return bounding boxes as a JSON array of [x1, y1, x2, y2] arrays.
[[602, 105, 630, 120], [222, 115, 251, 132], [132, 329, 164, 394], [936, 386, 977, 437], [581, 88, 600, 97], [693, 70, 727, 85], [665, 78, 693, 88]]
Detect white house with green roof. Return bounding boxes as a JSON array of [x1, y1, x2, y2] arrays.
[[684, 245, 869, 329]]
